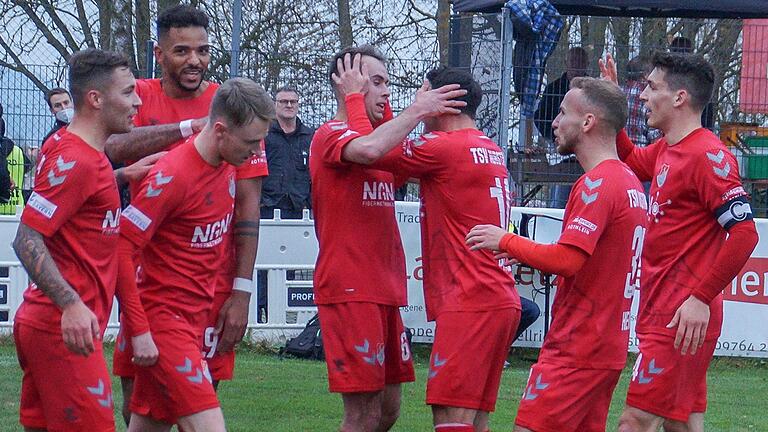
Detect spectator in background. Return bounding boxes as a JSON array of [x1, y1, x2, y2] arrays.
[[0, 134, 27, 215], [623, 56, 661, 148], [535, 47, 589, 208], [40, 87, 74, 150], [261, 85, 314, 219], [534, 46, 589, 141], [0, 104, 14, 206], [669, 36, 716, 130]]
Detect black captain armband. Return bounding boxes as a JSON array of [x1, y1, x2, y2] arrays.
[[715, 196, 753, 229]]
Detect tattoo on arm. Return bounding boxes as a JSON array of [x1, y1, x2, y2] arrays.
[[234, 220, 260, 238], [105, 123, 183, 163], [13, 223, 80, 309]]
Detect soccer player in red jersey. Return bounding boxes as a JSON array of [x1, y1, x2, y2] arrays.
[[118, 78, 273, 432], [312, 46, 466, 431], [105, 5, 267, 424], [599, 52, 759, 431], [339, 65, 521, 432], [466, 77, 648, 432], [12, 48, 158, 432]]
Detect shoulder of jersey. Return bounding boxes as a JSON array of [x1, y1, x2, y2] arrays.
[[325, 120, 349, 131], [411, 132, 442, 147]]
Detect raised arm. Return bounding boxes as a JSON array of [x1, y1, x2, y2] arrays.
[[332, 53, 466, 165], [105, 118, 205, 163], [13, 223, 99, 356]]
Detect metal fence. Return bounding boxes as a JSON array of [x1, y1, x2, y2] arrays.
[[451, 13, 768, 215], [5, 14, 768, 212]]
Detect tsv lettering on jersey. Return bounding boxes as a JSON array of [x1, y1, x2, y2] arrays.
[[469, 147, 505, 166], [362, 181, 395, 207], [626, 189, 648, 210], [191, 212, 233, 248], [102, 208, 121, 235]]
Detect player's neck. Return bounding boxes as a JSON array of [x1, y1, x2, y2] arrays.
[[575, 135, 619, 172], [434, 115, 475, 132], [66, 114, 108, 152], [161, 77, 208, 100], [661, 114, 702, 146], [194, 125, 222, 166]]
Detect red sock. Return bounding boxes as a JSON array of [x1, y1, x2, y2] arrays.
[[434, 424, 474, 432]]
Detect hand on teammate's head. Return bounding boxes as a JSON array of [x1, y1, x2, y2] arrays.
[[411, 81, 467, 118]]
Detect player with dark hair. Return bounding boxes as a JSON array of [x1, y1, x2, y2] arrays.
[[600, 51, 759, 432], [106, 5, 268, 425], [468, 77, 646, 432], [12, 48, 157, 432], [312, 47, 466, 431], [338, 64, 521, 431], [120, 78, 274, 432]]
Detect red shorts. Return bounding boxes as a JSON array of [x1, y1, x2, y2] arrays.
[[515, 362, 622, 432], [112, 319, 136, 377], [317, 302, 415, 393], [626, 332, 716, 422], [201, 291, 236, 381], [14, 321, 116, 432], [426, 308, 519, 412], [129, 312, 219, 424]]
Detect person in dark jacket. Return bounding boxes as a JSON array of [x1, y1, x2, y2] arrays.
[[261, 85, 314, 219]]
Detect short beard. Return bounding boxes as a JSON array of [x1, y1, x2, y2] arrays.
[[169, 69, 204, 93]]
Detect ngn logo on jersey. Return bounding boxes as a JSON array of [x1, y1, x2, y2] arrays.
[[191, 212, 233, 248]]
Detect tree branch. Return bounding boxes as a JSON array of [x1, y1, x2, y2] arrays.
[[39, 0, 82, 52], [0, 35, 49, 93], [12, 0, 71, 60], [75, 0, 96, 48]]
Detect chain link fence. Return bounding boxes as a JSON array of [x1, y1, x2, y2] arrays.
[[451, 13, 768, 215]]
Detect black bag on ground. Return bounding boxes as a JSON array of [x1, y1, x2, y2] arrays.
[[282, 314, 323, 360]]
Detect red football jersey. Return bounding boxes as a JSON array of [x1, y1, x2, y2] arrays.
[[132, 79, 268, 296], [623, 128, 747, 340], [537, 159, 647, 370], [374, 129, 520, 320], [131, 78, 266, 184], [16, 128, 121, 333], [133, 79, 218, 129], [309, 120, 407, 306], [120, 138, 235, 330]]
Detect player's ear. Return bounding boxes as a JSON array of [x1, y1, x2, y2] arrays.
[[673, 89, 687, 107], [582, 113, 596, 132]]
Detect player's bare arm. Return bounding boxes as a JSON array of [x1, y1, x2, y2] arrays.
[[341, 82, 467, 164], [13, 223, 99, 356], [114, 151, 167, 187], [215, 177, 263, 353], [329, 52, 467, 164], [105, 118, 206, 163]]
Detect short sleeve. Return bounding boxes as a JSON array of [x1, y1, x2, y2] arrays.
[[21, 150, 94, 237], [694, 147, 753, 229], [235, 140, 269, 180], [314, 122, 362, 168], [557, 174, 615, 255], [120, 165, 184, 249]]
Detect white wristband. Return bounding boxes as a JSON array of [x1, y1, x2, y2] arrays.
[[179, 119, 194, 138], [232, 277, 255, 294]]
